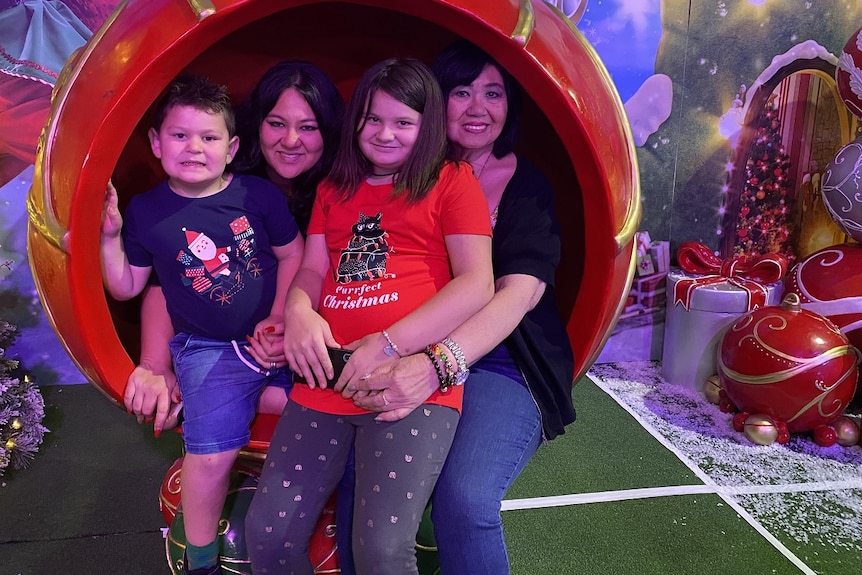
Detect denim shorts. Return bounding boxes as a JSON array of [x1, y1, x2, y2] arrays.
[[169, 333, 293, 455]]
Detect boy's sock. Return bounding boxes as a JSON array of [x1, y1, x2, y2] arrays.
[[186, 539, 219, 570]]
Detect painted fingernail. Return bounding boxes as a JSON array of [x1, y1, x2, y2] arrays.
[[154, 429, 161, 438], [265, 326, 275, 333]]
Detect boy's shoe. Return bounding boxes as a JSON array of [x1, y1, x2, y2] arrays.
[[182, 555, 220, 575]]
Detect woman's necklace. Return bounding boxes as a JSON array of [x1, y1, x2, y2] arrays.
[[470, 151, 493, 178], [370, 171, 397, 177]]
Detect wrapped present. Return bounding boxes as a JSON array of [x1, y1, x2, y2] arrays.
[[649, 240, 670, 273], [661, 242, 788, 392], [631, 272, 667, 308]]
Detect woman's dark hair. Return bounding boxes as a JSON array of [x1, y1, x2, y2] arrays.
[[329, 58, 447, 203], [232, 61, 344, 230], [432, 39, 523, 158]]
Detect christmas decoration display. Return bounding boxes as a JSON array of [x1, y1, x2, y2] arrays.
[[820, 138, 862, 244], [784, 244, 862, 360], [163, 457, 340, 574], [717, 293, 861, 446], [662, 242, 787, 393], [0, 320, 48, 476], [836, 24, 862, 119], [731, 96, 795, 262]]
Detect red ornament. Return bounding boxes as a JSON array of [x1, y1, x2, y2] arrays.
[[740, 205, 750, 216], [717, 293, 860, 433], [755, 190, 766, 200], [837, 26, 862, 119], [813, 425, 838, 447], [785, 244, 862, 365], [775, 421, 791, 444], [732, 412, 750, 432]]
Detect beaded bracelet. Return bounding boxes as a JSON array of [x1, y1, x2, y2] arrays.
[[423, 346, 448, 390], [441, 337, 469, 385], [382, 329, 403, 358], [431, 343, 456, 388]]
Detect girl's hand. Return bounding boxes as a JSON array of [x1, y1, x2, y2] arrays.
[[283, 304, 338, 388], [102, 181, 123, 238], [332, 332, 394, 393]]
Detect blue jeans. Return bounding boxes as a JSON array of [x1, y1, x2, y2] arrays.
[[431, 366, 542, 574], [169, 333, 291, 454]]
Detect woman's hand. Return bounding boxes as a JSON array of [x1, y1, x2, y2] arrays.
[[123, 366, 181, 436], [282, 304, 338, 388], [247, 319, 287, 371], [345, 353, 439, 422]]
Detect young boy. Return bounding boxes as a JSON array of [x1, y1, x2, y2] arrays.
[[100, 75, 303, 575]]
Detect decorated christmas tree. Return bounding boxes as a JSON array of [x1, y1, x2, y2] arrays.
[[733, 96, 795, 262], [0, 319, 48, 476]]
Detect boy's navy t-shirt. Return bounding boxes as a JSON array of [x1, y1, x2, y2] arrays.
[[122, 174, 298, 341]]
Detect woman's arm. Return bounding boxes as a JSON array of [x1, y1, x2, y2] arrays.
[[349, 272, 544, 420], [124, 285, 179, 435], [247, 235, 305, 369]]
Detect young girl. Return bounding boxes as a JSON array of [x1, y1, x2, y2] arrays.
[[245, 58, 494, 574]]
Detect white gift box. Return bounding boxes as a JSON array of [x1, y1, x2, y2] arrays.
[[661, 269, 784, 392]]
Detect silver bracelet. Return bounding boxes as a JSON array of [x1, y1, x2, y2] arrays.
[[382, 330, 403, 358], [442, 337, 469, 385]]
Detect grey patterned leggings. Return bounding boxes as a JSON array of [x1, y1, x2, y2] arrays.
[[246, 402, 459, 575]]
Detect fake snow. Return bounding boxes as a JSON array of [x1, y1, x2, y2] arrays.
[[589, 361, 862, 555]]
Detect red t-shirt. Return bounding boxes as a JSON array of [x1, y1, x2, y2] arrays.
[[289, 162, 491, 414]]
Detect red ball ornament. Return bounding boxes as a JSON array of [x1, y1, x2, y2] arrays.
[[755, 190, 766, 200], [837, 26, 862, 119], [785, 244, 862, 366], [740, 205, 750, 217], [732, 412, 750, 432], [775, 421, 791, 444], [717, 293, 860, 434], [813, 425, 838, 447], [737, 228, 748, 238]]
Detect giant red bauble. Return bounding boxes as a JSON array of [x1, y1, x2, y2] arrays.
[[784, 244, 862, 359], [717, 294, 860, 433]]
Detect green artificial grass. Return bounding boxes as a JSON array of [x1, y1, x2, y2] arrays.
[[507, 376, 700, 500], [504, 496, 799, 575]]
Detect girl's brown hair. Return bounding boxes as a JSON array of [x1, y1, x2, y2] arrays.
[[329, 58, 447, 202]]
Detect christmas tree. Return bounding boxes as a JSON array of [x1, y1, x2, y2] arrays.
[[733, 96, 795, 262], [0, 319, 48, 476]]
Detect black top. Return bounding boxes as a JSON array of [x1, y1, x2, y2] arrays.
[[494, 157, 576, 440]]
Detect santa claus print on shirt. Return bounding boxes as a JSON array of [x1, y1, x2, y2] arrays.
[[175, 216, 261, 305]]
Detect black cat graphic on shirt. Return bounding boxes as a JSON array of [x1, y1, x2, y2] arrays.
[[336, 211, 393, 283]]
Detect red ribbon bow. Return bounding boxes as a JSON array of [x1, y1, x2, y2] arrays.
[[673, 242, 788, 311]]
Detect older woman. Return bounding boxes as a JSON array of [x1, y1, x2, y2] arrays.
[[347, 40, 576, 574]]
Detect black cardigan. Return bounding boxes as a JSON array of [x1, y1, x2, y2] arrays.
[[492, 157, 576, 440]]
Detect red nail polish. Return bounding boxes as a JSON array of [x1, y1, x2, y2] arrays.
[[154, 429, 161, 438], [265, 326, 275, 333]]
